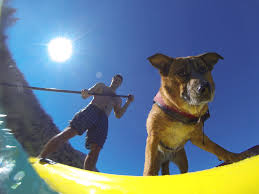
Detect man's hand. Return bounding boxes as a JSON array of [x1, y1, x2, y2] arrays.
[[81, 89, 89, 99], [127, 94, 134, 103], [114, 94, 134, 119]]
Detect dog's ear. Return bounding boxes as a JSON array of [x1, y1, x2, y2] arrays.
[[197, 52, 224, 69], [147, 53, 174, 76]]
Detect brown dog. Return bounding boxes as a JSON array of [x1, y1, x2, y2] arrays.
[[143, 52, 247, 176]]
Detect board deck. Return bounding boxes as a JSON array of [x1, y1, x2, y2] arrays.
[[29, 155, 259, 194]]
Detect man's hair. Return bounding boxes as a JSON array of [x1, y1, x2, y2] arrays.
[[113, 74, 123, 82]]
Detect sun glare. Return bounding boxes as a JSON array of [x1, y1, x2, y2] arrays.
[[48, 37, 73, 62]]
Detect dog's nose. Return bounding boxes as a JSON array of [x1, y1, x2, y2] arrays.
[[198, 81, 210, 94]]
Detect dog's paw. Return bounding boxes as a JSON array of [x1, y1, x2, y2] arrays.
[[221, 153, 245, 163], [221, 149, 257, 164]]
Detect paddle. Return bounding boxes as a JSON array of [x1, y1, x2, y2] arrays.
[[0, 82, 129, 98]]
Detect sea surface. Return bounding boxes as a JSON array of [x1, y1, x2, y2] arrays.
[[0, 114, 58, 194]]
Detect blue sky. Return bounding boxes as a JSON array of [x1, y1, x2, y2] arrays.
[[6, 0, 259, 176]]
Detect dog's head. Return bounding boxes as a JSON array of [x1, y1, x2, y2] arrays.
[[148, 52, 223, 106]]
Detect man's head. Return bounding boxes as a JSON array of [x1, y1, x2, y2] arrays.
[[110, 74, 123, 89]]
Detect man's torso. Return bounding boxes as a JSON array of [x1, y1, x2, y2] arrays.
[[89, 83, 121, 116]]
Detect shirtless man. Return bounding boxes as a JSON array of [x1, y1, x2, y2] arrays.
[[38, 74, 134, 171]]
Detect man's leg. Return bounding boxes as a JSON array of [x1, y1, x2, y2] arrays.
[[84, 143, 101, 171], [38, 126, 78, 158]]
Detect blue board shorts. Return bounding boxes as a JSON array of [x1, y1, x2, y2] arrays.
[[69, 104, 108, 149]]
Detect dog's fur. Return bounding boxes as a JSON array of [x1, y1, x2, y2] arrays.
[[143, 52, 248, 176]]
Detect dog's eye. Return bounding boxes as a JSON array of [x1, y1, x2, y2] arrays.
[[176, 69, 189, 77], [199, 66, 208, 73]]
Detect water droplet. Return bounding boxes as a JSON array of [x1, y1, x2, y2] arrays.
[[5, 132, 14, 135], [5, 145, 16, 149], [13, 171, 25, 181], [11, 182, 21, 189], [2, 128, 12, 132], [96, 72, 103, 79]]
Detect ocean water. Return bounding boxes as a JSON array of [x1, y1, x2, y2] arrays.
[[0, 114, 58, 194]]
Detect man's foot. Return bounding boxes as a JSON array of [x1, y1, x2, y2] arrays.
[[93, 167, 99, 172], [39, 158, 56, 164]]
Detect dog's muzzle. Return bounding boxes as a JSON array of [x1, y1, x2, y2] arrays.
[[197, 80, 211, 97], [183, 79, 214, 105]]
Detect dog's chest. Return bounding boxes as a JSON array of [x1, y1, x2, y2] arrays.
[[160, 122, 196, 149]]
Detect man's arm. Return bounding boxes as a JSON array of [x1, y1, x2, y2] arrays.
[[114, 95, 134, 118], [81, 83, 104, 99]]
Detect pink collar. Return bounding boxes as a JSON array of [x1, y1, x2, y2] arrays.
[[153, 91, 198, 119]]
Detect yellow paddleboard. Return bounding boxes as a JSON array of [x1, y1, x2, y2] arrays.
[[29, 156, 259, 194]]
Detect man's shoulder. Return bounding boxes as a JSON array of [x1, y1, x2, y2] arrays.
[[94, 82, 106, 88]]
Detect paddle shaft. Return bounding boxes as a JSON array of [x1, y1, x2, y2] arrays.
[[0, 82, 129, 98]]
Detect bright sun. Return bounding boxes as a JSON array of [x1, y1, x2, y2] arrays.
[[48, 37, 73, 62]]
